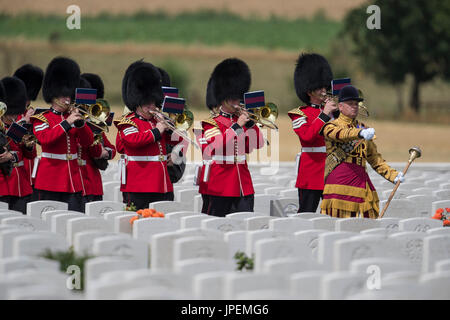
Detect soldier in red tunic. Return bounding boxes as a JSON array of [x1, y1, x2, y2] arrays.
[[30, 57, 94, 212], [0, 77, 36, 213], [195, 77, 219, 213], [115, 61, 184, 210], [77, 73, 116, 209], [201, 58, 265, 216], [288, 53, 338, 213], [13, 64, 44, 194]]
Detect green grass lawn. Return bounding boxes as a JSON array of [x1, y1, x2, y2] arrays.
[[0, 11, 341, 51]]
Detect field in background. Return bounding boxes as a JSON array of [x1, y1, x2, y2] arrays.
[[2, 39, 450, 121], [0, 11, 340, 51], [0, 0, 366, 20]]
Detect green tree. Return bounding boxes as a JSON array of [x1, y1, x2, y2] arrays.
[[343, 0, 450, 113]]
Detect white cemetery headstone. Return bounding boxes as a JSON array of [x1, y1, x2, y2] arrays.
[[150, 201, 185, 213], [422, 235, 450, 273], [66, 217, 110, 244], [245, 216, 275, 230], [201, 217, 244, 233], [398, 217, 443, 233], [253, 238, 312, 272], [173, 236, 229, 263], [269, 217, 314, 233], [179, 214, 211, 229], [113, 213, 137, 234], [290, 271, 326, 299], [0, 256, 59, 274], [26, 201, 68, 219], [335, 218, 379, 233], [12, 233, 68, 257], [2, 216, 47, 231], [317, 231, 357, 269], [85, 201, 125, 218], [92, 236, 149, 268], [132, 218, 178, 241], [270, 198, 299, 217]]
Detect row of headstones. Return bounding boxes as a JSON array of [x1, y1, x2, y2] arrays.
[[2, 200, 450, 262], [3, 230, 449, 299], [2, 202, 450, 300]]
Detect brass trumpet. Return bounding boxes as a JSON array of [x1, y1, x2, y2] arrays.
[[0, 102, 6, 118], [233, 102, 279, 130], [72, 100, 111, 132], [149, 107, 199, 149]]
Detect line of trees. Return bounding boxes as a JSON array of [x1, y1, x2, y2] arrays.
[[343, 0, 450, 113]]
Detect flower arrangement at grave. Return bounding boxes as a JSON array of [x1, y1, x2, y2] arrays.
[[41, 246, 93, 291], [129, 208, 165, 224], [125, 202, 137, 212], [234, 251, 254, 271], [432, 208, 450, 227]]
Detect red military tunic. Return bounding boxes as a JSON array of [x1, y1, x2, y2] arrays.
[[194, 126, 213, 195], [201, 111, 265, 197], [31, 108, 94, 193], [288, 104, 331, 190], [79, 131, 116, 196], [0, 123, 35, 197], [115, 112, 182, 193], [16, 113, 35, 187]]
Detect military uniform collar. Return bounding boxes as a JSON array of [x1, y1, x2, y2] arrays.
[[310, 103, 322, 108], [219, 107, 234, 119], [338, 113, 357, 125], [135, 113, 154, 122], [50, 108, 64, 115]]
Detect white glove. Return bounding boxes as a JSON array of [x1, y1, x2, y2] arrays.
[[359, 128, 375, 140], [394, 172, 405, 184]]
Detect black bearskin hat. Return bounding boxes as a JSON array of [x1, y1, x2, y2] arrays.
[[294, 53, 333, 104], [206, 77, 218, 110], [126, 62, 163, 111], [13, 64, 44, 101], [211, 58, 251, 104], [1, 77, 27, 115], [157, 67, 171, 87], [81, 73, 104, 99], [122, 59, 147, 107], [79, 76, 92, 89], [43, 57, 80, 103]]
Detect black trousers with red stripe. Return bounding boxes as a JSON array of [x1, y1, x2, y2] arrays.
[[207, 194, 254, 217], [122, 192, 173, 210], [297, 188, 323, 213], [35, 189, 83, 213]]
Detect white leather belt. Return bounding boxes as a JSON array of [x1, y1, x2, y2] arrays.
[[41, 152, 78, 160], [212, 155, 246, 163], [302, 147, 326, 153], [127, 155, 167, 162], [13, 161, 24, 168]]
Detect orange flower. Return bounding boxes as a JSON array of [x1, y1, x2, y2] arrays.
[[433, 212, 443, 220], [446, 208, 450, 213], [137, 209, 144, 216], [129, 216, 139, 224], [443, 220, 450, 227], [142, 211, 152, 218], [436, 208, 444, 215]]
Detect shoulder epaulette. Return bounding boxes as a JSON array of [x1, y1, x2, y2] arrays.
[[287, 107, 307, 118], [117, 117, 138, 128], [30, 112, 49, 124], [201, 118, 219, 128]]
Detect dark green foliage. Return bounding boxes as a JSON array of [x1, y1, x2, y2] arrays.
[[234, 251, 254, 271], [343, 0, 450, 112], [41, 247, 93, 291]]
